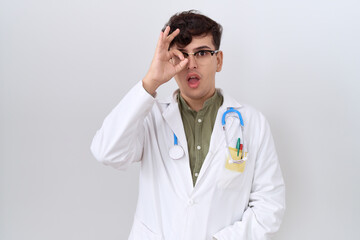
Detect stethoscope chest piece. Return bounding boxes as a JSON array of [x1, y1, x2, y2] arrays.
[[169, 145, 184, 160], [169, 133, 184, 160]]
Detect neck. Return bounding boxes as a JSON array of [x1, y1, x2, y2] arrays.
[[185, 99, 204, 112], [181, 90, 216, 112]]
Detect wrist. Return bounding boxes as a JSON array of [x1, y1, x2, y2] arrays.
[[142, 77, 159, 97]]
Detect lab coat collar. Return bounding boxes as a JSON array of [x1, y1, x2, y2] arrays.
[[158, 88, 242, 109], [217, 88, 242, 109]]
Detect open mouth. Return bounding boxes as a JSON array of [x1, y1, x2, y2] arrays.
[[187, 73, 201, 88]]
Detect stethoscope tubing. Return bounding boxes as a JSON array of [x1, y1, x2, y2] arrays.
[[173, 133, 178, 145], [221, 107, 244, 127]]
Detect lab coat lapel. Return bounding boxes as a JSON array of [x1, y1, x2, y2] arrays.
[[162, 98, 188, 156], [161, 93, 193, 195]]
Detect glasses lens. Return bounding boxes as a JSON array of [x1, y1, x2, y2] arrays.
[[195, 51, 212, 65]]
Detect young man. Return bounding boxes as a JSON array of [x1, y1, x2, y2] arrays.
[[91, 10, 285, 240]]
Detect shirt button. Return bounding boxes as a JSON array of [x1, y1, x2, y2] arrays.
[[197, 119, 202, 123], [188, 199, 194, 205], [197, 145, 201, 150], [195, 172, 199, 177]]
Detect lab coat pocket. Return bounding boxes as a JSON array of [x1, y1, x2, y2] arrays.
[[217, 167, 246, 190], [129, 216, 163, 240], [217, 146, 249, 189]]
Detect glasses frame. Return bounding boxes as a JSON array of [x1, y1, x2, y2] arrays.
[[181, 49, 220, 58], [172, 50, 220, 65]]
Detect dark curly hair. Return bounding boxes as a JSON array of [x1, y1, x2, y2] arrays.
[[163, 10, 223, 50]]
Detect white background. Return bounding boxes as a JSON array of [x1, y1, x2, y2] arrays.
[[1, 0, 359, 239]]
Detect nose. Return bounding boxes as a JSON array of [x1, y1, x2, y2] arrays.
[[187, 55, 198, 69]]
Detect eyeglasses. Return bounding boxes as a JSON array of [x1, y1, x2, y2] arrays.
[[172, 50, 220, 65]]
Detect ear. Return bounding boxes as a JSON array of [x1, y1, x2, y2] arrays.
[[216, 51, 223, 72]]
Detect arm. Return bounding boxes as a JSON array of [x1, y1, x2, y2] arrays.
[[90, 26, 188, 170], [90, 82, 155, 170], [213, 115, 285, 240]]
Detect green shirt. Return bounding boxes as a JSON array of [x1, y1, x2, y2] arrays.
[[178, 91, 224, 186]]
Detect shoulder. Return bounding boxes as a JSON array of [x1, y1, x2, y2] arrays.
[[241, 104, 266, 122]]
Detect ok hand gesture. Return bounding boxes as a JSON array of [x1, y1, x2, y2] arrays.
[[142, 26, 188, 95]]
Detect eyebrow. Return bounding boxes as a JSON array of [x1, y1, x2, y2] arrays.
[[177, 45, 212, 52]]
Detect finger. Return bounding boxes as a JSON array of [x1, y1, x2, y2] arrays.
[[170, 49, 185, 61], [166, 28, 180, 43], [174, 58, 189, 73], [163, 26, 170, 40]]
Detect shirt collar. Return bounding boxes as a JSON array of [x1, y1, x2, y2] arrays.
[[177, 90, 223, 113]]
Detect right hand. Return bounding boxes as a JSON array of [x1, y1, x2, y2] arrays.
[[142, 26, 189, 95]]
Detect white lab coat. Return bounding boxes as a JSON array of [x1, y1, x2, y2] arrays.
[[91, 81, 285, 240]]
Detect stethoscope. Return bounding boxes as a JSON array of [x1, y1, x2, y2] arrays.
[[222, 107, 247, 163], [168, 107, 247, 163]]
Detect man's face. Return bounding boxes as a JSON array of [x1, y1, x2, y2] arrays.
[[171, 34, 223, 105]]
